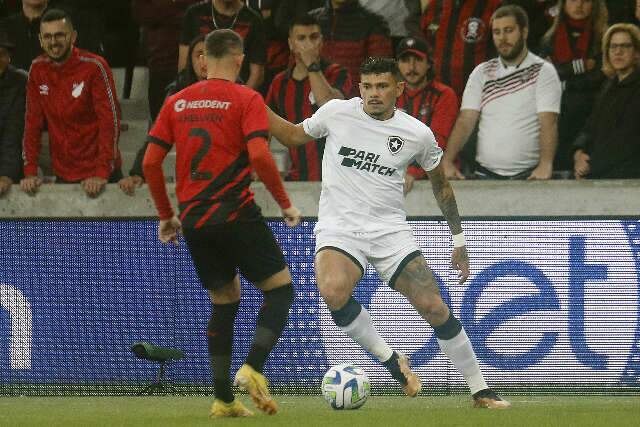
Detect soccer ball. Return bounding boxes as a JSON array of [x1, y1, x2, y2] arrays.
[[321, 363, 370, 410]]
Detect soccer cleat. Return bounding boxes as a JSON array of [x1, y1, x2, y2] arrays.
[[472, 388, 511, 409], [234, 364, 278, 415], [396, 353, 422, 397], [209, 399, 254, 417]]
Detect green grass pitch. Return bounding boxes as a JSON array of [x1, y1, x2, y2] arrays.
[[1, 395, 638, 427]]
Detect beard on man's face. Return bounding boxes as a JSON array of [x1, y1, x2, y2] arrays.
[[498, 36, 525, 61]]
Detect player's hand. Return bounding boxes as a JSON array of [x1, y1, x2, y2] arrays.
[[118, 175, 144, 196], [403, 174, 415, 195], [82, 177, 107, 198], [159, 216, 182, 245], [573, 150, 590, 179], [20, 175, 42, 195], [451, 246, 470, 285], [0, 176, 12, 197], [527, 163, 552, 180], [282, 205, 302, 228], [443, 159, 465, 180]]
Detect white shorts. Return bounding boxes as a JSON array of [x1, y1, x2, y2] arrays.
[[315, 228, 422, 287]]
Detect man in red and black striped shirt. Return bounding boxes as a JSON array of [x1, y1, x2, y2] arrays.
[[419, 0, 502, 99], [310, 0, 392, 96], [144, 29, 301, 417], [396, 36, 459, 193], [266, 13, 352, 181]]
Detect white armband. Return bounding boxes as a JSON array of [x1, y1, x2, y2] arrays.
[[452, 232, 466, 248]]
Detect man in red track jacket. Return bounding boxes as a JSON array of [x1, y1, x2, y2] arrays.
[[21, 8, 121, 197]]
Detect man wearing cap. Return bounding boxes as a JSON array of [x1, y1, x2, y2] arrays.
[[0, 31, 27, 197], [396, 36, 458, 194]]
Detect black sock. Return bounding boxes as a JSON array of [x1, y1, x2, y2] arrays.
[[382, 351, 407, 385], [208, 301, 240, 403], [245, 284, 294, 372]]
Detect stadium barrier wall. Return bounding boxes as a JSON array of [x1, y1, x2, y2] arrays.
[[1, 181, 639, 395]]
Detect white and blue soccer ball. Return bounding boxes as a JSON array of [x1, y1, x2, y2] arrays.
[[321, 363, 370, 410]]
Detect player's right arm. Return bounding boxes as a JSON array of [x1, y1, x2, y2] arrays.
[[266, 106, 313, 147]]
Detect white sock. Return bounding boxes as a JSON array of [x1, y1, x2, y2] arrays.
[[437, 328, 488, 395], [339, 307, 394, 362]]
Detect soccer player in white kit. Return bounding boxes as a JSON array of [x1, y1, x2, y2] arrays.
[[268, 57, 510, 409]]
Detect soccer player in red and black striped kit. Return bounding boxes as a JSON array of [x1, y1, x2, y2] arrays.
[[395, 36, 459, 194], [143, 29, 302, 418], [266, 13, 352, 181]]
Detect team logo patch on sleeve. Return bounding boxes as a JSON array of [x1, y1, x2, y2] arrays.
[[387, 136, 405, 155]]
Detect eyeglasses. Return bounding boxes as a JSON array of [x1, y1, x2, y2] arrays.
[[41, 32, 70, 43], [608, 43, 634, 51]]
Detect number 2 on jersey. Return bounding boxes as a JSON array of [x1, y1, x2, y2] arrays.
[[189, 128, 213, 181]]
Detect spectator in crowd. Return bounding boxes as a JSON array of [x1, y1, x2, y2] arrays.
[[121, 34, 208, 196], [0, 32, 26, 197], [442, 5, 562, 180], [310, 0, 393, 95], [395, 36, 458, 193], [417, 0, 502, 99], [246, 0, 290, 95], [502, 0, 557, 54], [179, 0, 266, 90], [606, 0, 640, 26], [573, 23, 640, 179], [0, 0, 49, 71], [266, 13, 351, 181], [132, 0, 200, 121], [540, 0, 608, 172], [20, 9, 122, 198]]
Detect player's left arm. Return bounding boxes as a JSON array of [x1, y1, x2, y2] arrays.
[[426, 162, 470, 284]]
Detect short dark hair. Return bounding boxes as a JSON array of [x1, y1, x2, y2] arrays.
[[41, 8, 74, 29], [491, 5, 529, 31], [205, 29, 243, 58], [288, 13, 320, 34], [360, 57, 402, 81]]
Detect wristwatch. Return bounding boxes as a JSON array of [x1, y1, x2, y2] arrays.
[[307, 62, 321, 72]]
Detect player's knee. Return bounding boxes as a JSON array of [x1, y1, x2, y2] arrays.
[[317, 273, 350, 302], [210, 279, 241, 303], [422, 299, 449, 325]]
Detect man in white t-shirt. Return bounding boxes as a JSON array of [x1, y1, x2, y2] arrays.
[[443, 4, 561, 180], [268, 57, 510, 409]]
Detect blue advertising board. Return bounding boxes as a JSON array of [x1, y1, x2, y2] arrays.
[[0, 219, 639, 394]]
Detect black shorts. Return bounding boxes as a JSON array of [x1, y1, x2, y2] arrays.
[[182, 221, 287, 290]]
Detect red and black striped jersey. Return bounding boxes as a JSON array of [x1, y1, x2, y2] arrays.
[[310, 2, 392, 96], [420, 0, 501, 98], [266, 60, 352, 181], [180, 3, 266, 83], [149, 79, 270, 228], [396, 80, 459, 179]]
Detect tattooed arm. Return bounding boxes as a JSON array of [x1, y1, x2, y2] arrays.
[[426, 162, 470, 284]]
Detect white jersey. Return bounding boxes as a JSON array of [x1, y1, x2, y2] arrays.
[[302, 97, 442, 234], [461, 52, 561, 175]]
